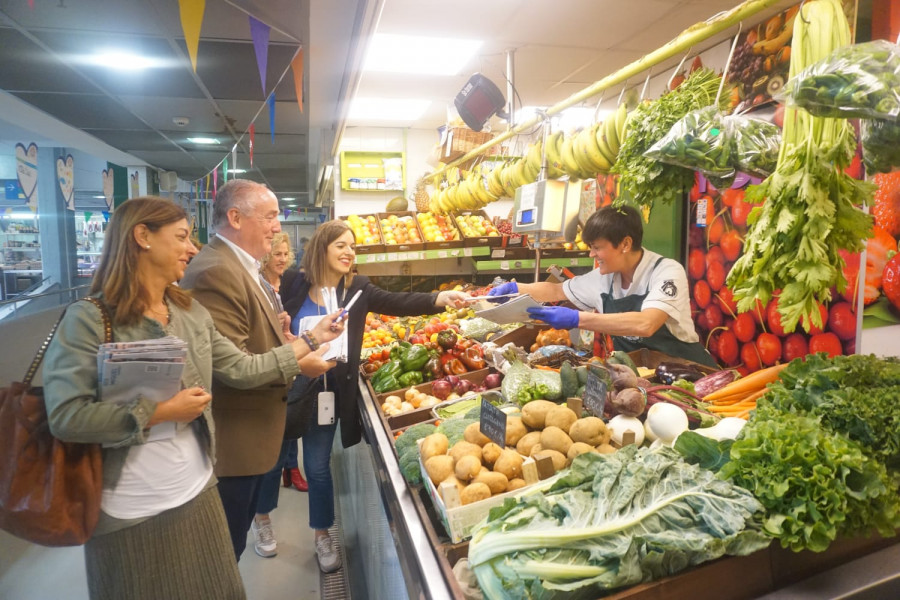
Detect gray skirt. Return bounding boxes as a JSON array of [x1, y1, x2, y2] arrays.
[[84, 486, 246, 600]]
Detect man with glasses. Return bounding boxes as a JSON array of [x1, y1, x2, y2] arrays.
[[181, 179, 338, 560]]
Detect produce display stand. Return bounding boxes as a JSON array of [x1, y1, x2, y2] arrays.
[[353, 375, 900, 599]]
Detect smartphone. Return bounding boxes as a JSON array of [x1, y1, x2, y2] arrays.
[[318, 391, 335, 425]]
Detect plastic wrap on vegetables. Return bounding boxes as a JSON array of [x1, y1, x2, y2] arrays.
[[725, 114, 781, 178], [861, 118, 900, 174], [530, 368, 562, 401], [482, 342, 527, 374], [778, 40, 900, 119], [458, 317, 502, 342], [644, 106, 735, 183]]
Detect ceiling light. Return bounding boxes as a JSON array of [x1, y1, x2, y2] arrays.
[[227, 168, 246, 174], [281, 197, 297, 201], [93, 195, 107, 199], [187, 137, 219, 145], [81, 51, 170, 71], [349, 98, 431, 121], [363, 33, 482, 76]]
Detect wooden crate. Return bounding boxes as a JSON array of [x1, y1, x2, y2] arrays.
[[340, 214, 385, 254], [452, 210, 503, 247], [376, 211, 426, 252]]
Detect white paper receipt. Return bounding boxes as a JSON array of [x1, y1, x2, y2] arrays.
[[474, 294, 543, 325]]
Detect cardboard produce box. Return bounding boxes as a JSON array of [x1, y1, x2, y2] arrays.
[[419, 444, 544, 544]]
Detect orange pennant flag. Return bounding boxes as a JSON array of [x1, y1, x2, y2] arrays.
[[178, 0, 206, 72], [291, 49, 304, 114]]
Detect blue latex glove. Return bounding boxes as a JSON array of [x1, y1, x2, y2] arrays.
[[486, 281, 518, 303], [526, 306, 580, 329]]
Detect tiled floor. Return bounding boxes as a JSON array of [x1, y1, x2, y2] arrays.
[[0, 482, 322, 600]]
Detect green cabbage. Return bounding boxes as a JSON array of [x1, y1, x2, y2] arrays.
[[469, 446, 769, 599]]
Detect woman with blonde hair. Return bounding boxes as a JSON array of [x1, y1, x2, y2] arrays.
[[42, 197, 344, 600], [280, 219, 470, 572], [251, 233, 310, 560]]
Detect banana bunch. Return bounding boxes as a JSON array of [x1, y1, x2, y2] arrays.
[[553, 102, 630, 180], [429, 163, 502, 214]]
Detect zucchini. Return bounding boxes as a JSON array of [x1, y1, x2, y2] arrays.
[[608, 350, 639, 375], [560, 361, 578, 398], [575, 365, 589, 386]]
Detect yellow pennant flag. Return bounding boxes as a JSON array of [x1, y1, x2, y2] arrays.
[[291, 49, 304, 114], [178, 0, 206, 72]]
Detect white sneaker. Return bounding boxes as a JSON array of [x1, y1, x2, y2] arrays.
[[315, 534, 342, 572], [252, 517, 277, 558]]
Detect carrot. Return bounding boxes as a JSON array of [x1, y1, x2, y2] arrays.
[[533, 365, 560, 372], [709, 387, 769, 406], [702, 363, 789, 402]]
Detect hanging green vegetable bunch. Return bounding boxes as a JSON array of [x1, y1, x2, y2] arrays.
[[727, 0, 875, 334], [611, 67, 728, 210]]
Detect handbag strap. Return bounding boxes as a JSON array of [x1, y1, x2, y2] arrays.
[[22, 297, 113, 386]]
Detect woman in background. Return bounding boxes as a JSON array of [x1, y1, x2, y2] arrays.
[[281, 219, 470, 573], [42, 198, 343, 600], [251, 233, 309, 560]]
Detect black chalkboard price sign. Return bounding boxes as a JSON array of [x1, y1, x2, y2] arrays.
[[479, 397, 507, 447], [583, 370, 608, 417]]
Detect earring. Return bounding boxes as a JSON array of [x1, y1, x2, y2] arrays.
[[146, 245, 151, 250]]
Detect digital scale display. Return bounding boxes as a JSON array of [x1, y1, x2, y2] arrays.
[[517, 208, 535, 226]]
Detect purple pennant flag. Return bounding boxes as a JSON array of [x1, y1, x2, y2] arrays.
[[249, 16, 271, 97], [268, 93, 276, 144], [284, 208, 292, 219]]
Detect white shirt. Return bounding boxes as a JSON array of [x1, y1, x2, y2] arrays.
[[216, 233, 274, 309], [562, 249, 699, 343], [101, 422, 212, 519]]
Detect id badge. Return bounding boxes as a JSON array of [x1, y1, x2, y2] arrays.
[[318, 391, 335, 425]]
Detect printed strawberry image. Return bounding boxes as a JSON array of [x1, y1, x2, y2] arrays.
[[872, 172, 900, 237], [863, 226, 897, 306], [882, 253, 900, 312]]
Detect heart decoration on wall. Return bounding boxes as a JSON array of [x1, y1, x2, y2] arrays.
[[57, 154, 75, 210], [101, 168, 114, 211], [15, 142, 39, 210]]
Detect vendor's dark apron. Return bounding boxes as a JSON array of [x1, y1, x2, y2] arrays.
[[601, 256, 717, 367]]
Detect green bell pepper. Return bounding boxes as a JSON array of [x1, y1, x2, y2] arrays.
[[398, 370, 424, 388], [373, 374, 400, 394], [400, 344, 431, 372], [390, 341, 411, 361], [370, 359, 402, 390]]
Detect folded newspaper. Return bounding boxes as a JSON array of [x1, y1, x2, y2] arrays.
[[98, 336, 188, 442]]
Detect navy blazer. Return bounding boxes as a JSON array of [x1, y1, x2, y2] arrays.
[[282, 270, 439, 447]]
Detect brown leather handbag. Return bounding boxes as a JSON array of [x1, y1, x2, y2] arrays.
[[0, 297, 111, 546]]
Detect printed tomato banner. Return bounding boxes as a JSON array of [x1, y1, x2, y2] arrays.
[[862, 171, 900, 329], [687, 170, 858, 374]]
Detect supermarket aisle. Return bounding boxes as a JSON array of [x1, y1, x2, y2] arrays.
[[0, 485, 322, 599]]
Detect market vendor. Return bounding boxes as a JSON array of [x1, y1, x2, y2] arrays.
[[488, 204, 716, 367]]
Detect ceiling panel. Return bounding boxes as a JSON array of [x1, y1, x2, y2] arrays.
[[10, 92, 152, 131], [81, 129, 183, 152], [195, 39, 301, 101], [0, 29, 100, 95]]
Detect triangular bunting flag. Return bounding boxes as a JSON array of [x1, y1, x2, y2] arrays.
[[291, 49, 304, 114], [213, 167, 218, 198], [177, 0, 206, 73], [249, 16, 271, 98], [267, 93, 276, 144], [223, 158, 228, 184], [284, 208, 291, 219]]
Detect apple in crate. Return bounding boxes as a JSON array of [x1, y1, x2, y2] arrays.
[[380, 214, 422, 245], [455, 214, 500, 238]]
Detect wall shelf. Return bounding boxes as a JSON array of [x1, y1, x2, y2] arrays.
[[340, 150, 405, 192]]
